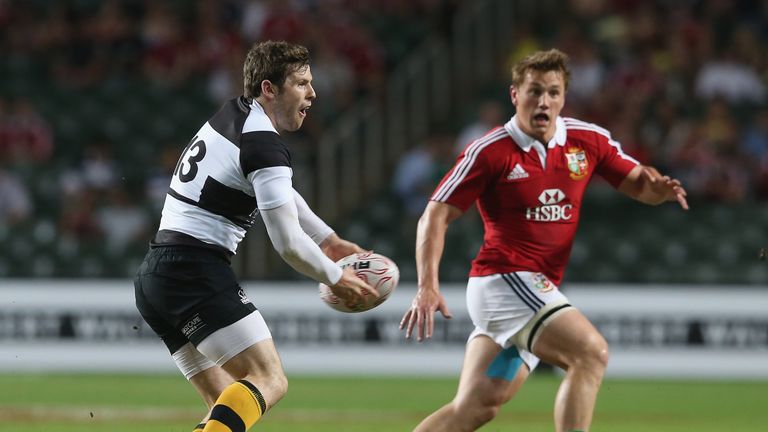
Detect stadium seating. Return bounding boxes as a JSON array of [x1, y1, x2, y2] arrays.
[[1, 0, 765, 285]]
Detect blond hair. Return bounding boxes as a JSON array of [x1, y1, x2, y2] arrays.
[[511, 49, 571, 90]]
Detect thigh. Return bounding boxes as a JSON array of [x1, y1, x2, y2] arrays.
[[218, 338, 286, 385], [455, 336, 530, 407], [532, 308, 606, 369]]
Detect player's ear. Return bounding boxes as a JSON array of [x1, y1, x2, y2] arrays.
[[509, 85, 518, 105], [261, 80, 278, 99]]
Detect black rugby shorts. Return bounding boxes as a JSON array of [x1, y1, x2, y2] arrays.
[[134, 246, 256, 354]]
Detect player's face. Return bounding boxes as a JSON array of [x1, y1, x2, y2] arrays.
[[273, 65, 315, 133], [510, 70, 565, 143]]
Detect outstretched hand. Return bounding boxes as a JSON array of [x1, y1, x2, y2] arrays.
[[321, 233, 369, 262], [329, 267, 378, 305], [641, 166, 689, 210], [399, 288, 453, 342]]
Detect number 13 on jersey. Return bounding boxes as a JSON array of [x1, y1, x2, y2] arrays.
[[174, 137, 207, 183]]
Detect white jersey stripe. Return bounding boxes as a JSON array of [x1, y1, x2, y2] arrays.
[[563, 117, 610, 137], [432, 129, 507, 202], [607, 138, 639, 164], [564, 123, 640, 164]]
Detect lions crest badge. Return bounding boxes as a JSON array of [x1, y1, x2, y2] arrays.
[[532, 273, 554, 293], [565, 147, 588, 180]]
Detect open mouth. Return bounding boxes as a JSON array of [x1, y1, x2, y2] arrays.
[[299, 106, 310, 118], [533, 113, 549, 125]]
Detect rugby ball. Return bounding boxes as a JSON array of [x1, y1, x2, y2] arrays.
[[319, 252, 399, 313]]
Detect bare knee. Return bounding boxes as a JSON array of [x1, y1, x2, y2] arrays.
[[454, 389, 507, 428], [274, 373, 288, 400], [574, 334, 609, 374]]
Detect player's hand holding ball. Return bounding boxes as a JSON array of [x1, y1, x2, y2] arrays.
[[320, 252, 400, 313]]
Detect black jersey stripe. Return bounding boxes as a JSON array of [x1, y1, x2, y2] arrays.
[[208, 96, 251, 148], [168, 185, 256, 230], [197, 176, 257, 226], [240, 131, 291, 175]]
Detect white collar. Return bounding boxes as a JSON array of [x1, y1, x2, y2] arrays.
[[245, 98, 279, 134], [250, 98, 266, 114], [504, 115, 567, 152]]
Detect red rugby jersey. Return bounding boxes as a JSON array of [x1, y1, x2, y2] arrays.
[[431, 116, 638, 285]]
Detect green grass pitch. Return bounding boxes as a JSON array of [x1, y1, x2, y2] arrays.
[[0, 374, 766, 431]]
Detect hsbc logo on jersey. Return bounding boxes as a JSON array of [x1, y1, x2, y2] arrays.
[[526, 188, 573, 222], [538, 189, 565, 205]]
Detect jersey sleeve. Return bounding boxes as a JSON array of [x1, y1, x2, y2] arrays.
[[241, 131, 295, 210], [430, 145, 497, 212], [593, 131, 639, 188], [248, 166, 293, 210]]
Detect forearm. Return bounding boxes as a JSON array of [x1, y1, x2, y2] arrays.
[[293, 189, 335, 244], [415, 209, 449, 291], [261, 202, 342, 286], [619, 165, 668, 205]]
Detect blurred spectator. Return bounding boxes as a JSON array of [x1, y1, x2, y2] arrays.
[[671, 99, 748, 202], [742, 108, 768, 198], [393, 132, 456, 218], [58, 189, 102, 244], [741, 108, 768, 162], [206, 46, 246, 103], [59, 138, 120, 200], [95, 187, 151, 254], [454, 100, 504, 155], [84, 0, 142, 77], [694, 53, 766, 105], [240, 0, 269, 42], [141, 2, 194, 86], [0, 167, 32, 226], [81, 139, 120, 191], [0, 98, 53, 165], [145, 145, 181, 212], [2, 0, 768, 280], [259, 0, 307, 42], [565, 41, 605, 103], [306, 38, 356, 121]]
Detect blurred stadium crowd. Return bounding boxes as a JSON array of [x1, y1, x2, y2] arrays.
[[0, 0, 765, 283]]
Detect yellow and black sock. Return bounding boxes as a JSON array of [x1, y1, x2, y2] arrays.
[[202, 380, 266, 432], [193, 422, 206, 432]]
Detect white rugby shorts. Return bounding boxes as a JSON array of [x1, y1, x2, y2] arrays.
[[467, 272, 573, 370]]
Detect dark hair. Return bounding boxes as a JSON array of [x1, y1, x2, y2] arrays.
[[511, 49, 571, 90], [243, 41, 311, 99]]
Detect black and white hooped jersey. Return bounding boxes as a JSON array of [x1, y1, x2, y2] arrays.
[[157, 96, 293, 254]]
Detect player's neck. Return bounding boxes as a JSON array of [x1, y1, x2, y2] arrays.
[[254, 96, 283, 134]]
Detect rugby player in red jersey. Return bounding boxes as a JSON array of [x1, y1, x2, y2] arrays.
[[400, 49, 688, 432]]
